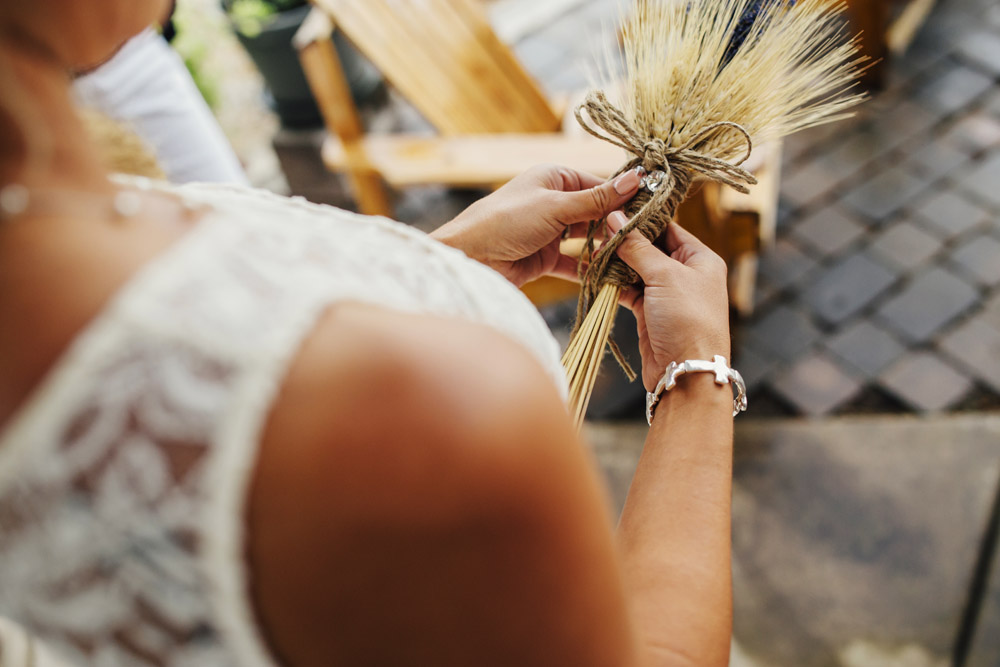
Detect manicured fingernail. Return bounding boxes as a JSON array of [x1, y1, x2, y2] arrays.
[[607, 210, 628, 233], [613, 168, 641, 195]]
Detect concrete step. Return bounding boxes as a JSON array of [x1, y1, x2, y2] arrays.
[[585, 413, 1000, 667]]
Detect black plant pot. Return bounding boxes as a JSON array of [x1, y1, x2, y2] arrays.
[[231, 4, 381, 129]]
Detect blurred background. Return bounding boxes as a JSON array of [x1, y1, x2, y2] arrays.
[[117, 0, 1000, 664]]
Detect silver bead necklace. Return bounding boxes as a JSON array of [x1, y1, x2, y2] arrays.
[[0, 183, 148, 222], [0, 180, 201, 224]]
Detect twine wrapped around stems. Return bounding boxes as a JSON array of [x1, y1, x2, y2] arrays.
[[569, 90, 759, 380]]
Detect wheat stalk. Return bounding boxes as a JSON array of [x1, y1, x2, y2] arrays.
[[563, 0, 868, 428]]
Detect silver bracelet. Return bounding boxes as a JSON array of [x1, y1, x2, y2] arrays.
[[645, 355, 748, 425]]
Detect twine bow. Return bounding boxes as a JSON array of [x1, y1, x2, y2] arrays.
[[571, 90, 759, 380]]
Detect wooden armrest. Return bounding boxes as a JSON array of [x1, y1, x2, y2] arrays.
[[322, 133, 627, 187], [719, 141, 783, 246]]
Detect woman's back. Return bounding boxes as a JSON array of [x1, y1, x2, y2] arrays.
[[0, 181, 570, 665]]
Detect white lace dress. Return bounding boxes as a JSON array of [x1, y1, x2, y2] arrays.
[[0, 182, 568, 666]]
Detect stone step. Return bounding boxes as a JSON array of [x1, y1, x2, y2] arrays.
[[586, 413, 1000, 666]]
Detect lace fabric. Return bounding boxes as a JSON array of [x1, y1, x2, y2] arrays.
[[0, 181, 568, 666]]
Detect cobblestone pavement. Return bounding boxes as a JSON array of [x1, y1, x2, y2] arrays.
[[590, 415, 1000, 667], [736, 0, 1000, 417]]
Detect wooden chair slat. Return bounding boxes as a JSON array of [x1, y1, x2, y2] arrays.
[[317, 0, 486, 133], [384, 0, 528, 133], [441, 0, 560, 130], [313, 0, 559, 134]]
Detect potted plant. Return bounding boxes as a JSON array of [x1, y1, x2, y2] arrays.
[[223, 0, 381, 129]]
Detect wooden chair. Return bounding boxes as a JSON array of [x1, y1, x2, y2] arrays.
[[294, 0, 622, 215], [294, 0, 779, 312]]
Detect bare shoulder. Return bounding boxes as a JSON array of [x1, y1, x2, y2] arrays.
[[246, 302, 636, 666], [254, 300, 566, 473]]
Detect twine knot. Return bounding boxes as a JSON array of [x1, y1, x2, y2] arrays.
[[641, 138, 667, 172], [570, 90, 759, 380]]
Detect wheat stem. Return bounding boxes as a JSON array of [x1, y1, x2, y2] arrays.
[[564, 284, 622, 427]]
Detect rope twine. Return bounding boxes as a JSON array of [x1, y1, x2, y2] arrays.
[[571, 90, 758, 380]]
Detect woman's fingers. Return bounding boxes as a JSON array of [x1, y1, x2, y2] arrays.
[[549, 254, 583, 282], [557, 167, 606, 192], [607, 210, 672, 283], [665, 220, 705, 251], [557, 169, 640, 225], [618, 287, 642, 311], [537, 164, 607, 193], [666, 221, 719, 268], [563, 221, 598, 240]]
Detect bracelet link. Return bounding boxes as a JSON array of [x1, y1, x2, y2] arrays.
[[645, 355, 748, 425]]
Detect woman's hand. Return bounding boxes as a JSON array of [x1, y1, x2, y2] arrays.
[[431, 164, 641, 287], [608, 211, 731, 392]]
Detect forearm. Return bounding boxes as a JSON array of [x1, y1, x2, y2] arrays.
[[617, 374, 735, 666]]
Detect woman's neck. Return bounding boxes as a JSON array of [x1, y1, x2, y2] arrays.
[[0, 40, 111, 195]]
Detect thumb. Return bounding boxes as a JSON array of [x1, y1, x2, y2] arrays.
[[607, 210, 670, 282], [557, 168, 641, 225]]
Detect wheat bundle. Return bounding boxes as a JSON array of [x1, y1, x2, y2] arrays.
[[563, 0, 868, 427]]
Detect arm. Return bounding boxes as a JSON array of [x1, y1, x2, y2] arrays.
[[611, 212, 736, 665], [621, 379, 735, 665], [247, 304, 640, 666]]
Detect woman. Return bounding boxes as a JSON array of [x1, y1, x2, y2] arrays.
[[0, 0, 737, 665], [73, 26, 249, 185]]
